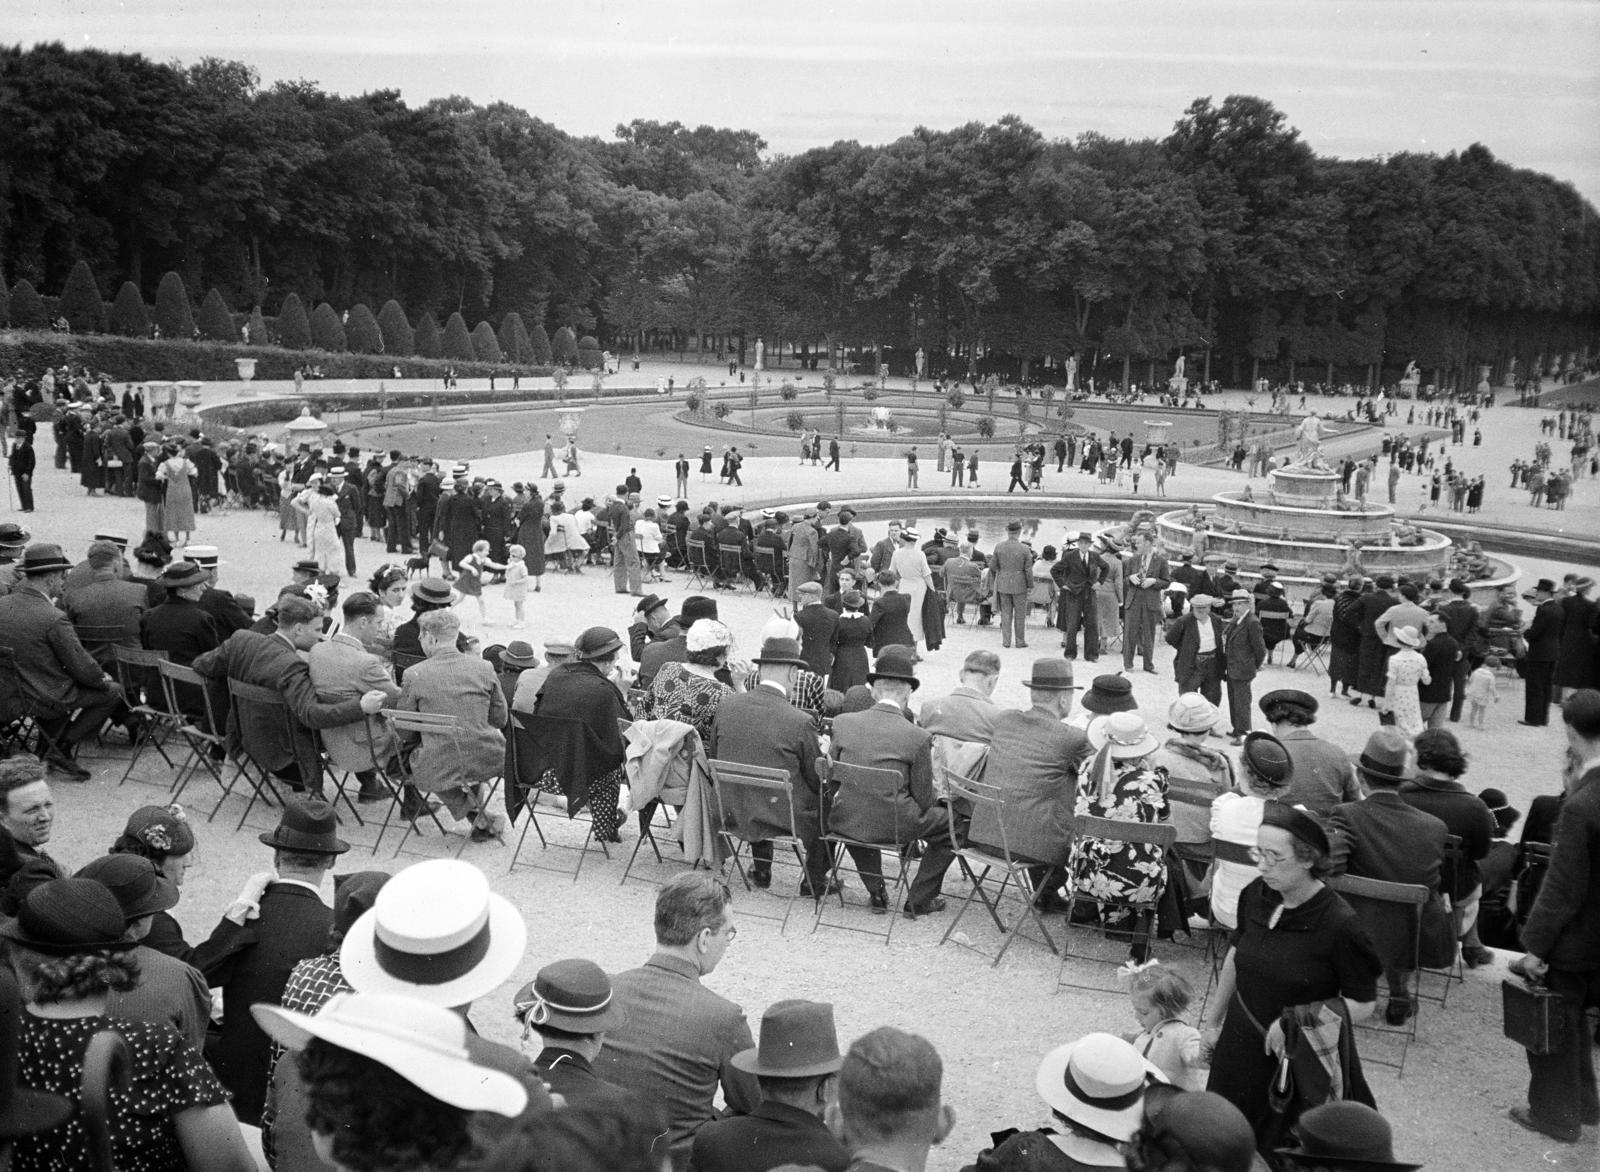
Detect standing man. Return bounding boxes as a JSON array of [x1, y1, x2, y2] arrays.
[[541, 434, 558, 479], [787, 508, 825, 608], [1437, 578, 1484, 722], [794, 582, 839, 681], [382, 451, 414, 555], [1120, 531, 1170, 674], [595, 873, 760, 1170], [1052, 531, 1106, 661], [330, 466, 362, 578], [1167, 593, 1222, 704], [1521, 577, 1564, 727], [1006, 452, 1029, 493], [413, 458, 442, 543], [8, 432, 35, 512], [675, 452, 690, 499], [1219, 589, 1267, 744], [826, 436, 841, 472], [611, 490, 643, 596], [1513, 690, 1600, 1145], [991, 520, 1032, 649]]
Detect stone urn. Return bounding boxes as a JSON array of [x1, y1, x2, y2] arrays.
[[177, 381, 204, 419], [234, 357, 257, 381]]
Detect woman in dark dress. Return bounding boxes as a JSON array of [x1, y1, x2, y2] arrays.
[[699, 446, 714, 478], [1205, 802, 1382, 1153], [870, 571, 914, 653], [79, 424, 104, 495], [1327, 579, 1365, 697], [108, 804, 197, 963], [829, 591, 875, 693], [515, 488, 547, 587]]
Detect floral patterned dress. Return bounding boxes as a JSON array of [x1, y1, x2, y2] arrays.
[[1383, 646, 1430, 737], [1069, 757, 1171, 915], [642, 662, 729, 742]]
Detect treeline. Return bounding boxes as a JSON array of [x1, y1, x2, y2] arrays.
[[2, 42, 1597, 388]]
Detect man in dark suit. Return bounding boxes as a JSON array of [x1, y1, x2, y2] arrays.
[[710, 638, 831, 894], [191, 595, 388, 794], [1328, 729, 1452, 1027], [827, 649, 957, 916], [516, 959, 646, 1117], [413, 459, 442, 541], [1522, 578, 1564, 726], [820, 511, 864, 591], [1436, 578, 1484, 720], [61, 540, 148, 669], [193, 797, 346, 1126], [597, 873, 760, 1171], [1052, 531, 1106, 660], [1121, 531, 1170, 673], [1514, 690, 1600, 1144], [184, 545, 255, 636], [1168, 551, 1215, 614], [689, 1000, 850, 1172], [1219, 589, 1267, 743], [990, 520, 1032, 649], [1166, 593, 1223, 703], [794, 584, 839, 680], [329, 466, 363, 578]]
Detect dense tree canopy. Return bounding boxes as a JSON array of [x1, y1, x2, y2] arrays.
[[1, 44, 1595, 385]]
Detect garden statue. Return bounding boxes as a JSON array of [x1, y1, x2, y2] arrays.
[[755, 337, 765, 371], [1064, 353, 1078, 390], [1168, 354, 1186, 394], [915, 347, 926, 378]]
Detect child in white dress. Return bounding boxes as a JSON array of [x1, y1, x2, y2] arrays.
[[1123, 962, 1206, 1091], [1465, 655, 1501, 728], [504, 544, 530, 629]]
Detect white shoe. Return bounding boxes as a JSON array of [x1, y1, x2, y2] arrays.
[[511, 622, 525, 630]]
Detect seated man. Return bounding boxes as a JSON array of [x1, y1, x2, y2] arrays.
[[831, 1027, 953, 1172], [308, 591, 401, 805], [395, 609, 508, 839], [141, 560, 226, 729], [61, 539, 148, 669], [191, 595, 388, 796], [980, 659, 1089, 905], [1327, 728, 1453, 1026], [826, 647, 958, 918], [0, 543, 126, 779], [0, 757, 64, 881], [917, 649, 1002, 799]]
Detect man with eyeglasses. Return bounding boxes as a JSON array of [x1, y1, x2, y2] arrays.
[[596, 872, 760, 1170]]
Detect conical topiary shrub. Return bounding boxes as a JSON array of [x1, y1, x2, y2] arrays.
[[498, 312, 534, 365], [276, 293, 312, 350], [472, 321, 503, 363], [346, 303, 383, 353], [57, 260, 105, 333], [0, 279, 9, 327], [577, 334, 602, 370], [108, 282, 150, 337], [414, 311, 442, 358], [197, 288, 235, 342], [247, 306, 269, 345], [377, 299, 413, 356], [442, 312, 475, 361], [154, 271, 195, 339], [10, 280, 47, 329], [529, 323, 552, 366], [311, 302, 348, 351], [552, 326, 578, 365]]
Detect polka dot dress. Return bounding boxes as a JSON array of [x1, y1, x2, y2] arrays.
[[15, 1014, 228, 1172]]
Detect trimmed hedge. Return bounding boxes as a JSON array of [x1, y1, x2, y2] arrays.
[[311, 302, 348, 351], [109, 282, 150, 337], [415, 312, 442, 359], [577, 333, 602, 370], [197, 288, 235, 341], [58, 260, 105, 333], [346, 303, 382, 354], [377, 300, 413, 356], [529, 323, 552, 365], [471, 321, 502, 363], [154, 271, 194, 339], [0, 330, 553, 385], [247, 307, 269, 346], [277, 293, 312, 350], [552, 325, 578, 364], [11, 280, 47, 329], [442, 312, 474, 361]]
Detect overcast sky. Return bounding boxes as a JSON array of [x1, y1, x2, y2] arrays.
[[18, 0, 1600, 203]]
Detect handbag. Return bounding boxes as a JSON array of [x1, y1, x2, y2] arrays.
[[1501, 976, 1567, 1055]]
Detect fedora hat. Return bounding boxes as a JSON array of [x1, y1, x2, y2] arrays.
[[340, 859, 525, 1008], [0, 523, 30, 547], [574, 626, 624, 660], [1026, 658, 1079, 691], [1275, 1102, 1421, 1170], [1080, 674, 1136, 715], [1087, 712, 1160, 760], [409, 577, 457, 607], [1036, 1033, 1166, 1143], [254, 993, 527, 1117], [1167, 693, 1222, 735], [732, 1000, 843, 1078], [19, 543, 72, 575], [120, 803, 196, 856], [500, 641, 539, 669], [679, 595, 719, 624], [636, 593, 669, 617], [292, 558, 322, 575], [0, 968, 72, 1138], [1354, 728, 1414, 785], [74, 854, 179, 921], [513, 958, 626, 1035], [258, 797, 350, 855], [0, 878, 135, 954], [157, 561, 209, 590], [1227, 588, 1252, 603], [92, 530, 130, 549], [754, 637, 808, 669], [867, 645, 920, 690]]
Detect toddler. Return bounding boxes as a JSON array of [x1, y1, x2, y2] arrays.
[[1123, 962, 1206, 1091], [456, 540, 506, 624], [504, 545, 530, 628], [1466, 655, 1501, 728]]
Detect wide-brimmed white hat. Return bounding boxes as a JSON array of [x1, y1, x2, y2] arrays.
[[1087, 712, 1160, 759], [340, 860, 526, 1008], [686, 618, 733, 653], [1036, 1033, 1166, 1143], [1393, 625, 1421, 648], [253, 993, 526, 1116]]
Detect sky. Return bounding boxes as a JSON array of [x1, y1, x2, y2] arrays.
[[16, 0, 1600, 203]]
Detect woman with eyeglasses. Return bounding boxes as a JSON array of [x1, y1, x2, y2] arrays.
[[1204, 800, 1382, 1154]]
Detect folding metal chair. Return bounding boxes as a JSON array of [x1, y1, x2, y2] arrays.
[[1419, 834, 1467, 1005], [684, 536, 714, 590], [111, 647, 177, 788], [73, 624, 134, 673], [1328, 872, 1428, 1077], [813, 756, 914, 945], [505, 711, 616, 881], [716, 544, 749, 592], [1197, 837, 1256, 1016], [0, 644, 77, 765], [222, 678, 294, 832], [380, 709, 500, 860], [156, 661, 230, 808], [753, 547, 787, 597], [619, 717, 698, 887], [1296, 634, 1330, 677], [1055, 815, 1177, 994], [390, 650, 425, 684], [708, 758, 812, 933], [940, 773, 1060, 965]]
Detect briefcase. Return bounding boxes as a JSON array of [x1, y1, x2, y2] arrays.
[[1501, 977, 1567, 1055]]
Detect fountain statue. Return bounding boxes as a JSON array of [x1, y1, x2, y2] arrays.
[[1064, 353, 1078, 391], [1399, 360, 1421, 397], [1292, 411, 1325, 466], [1168, 355, 1186, 395]]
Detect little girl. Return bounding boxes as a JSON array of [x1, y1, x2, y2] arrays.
[[504, 544, 530, 629], [1466, 655, 1501, 728], [1123, 962, 1206, 1091], [456, 540, 506, 625]]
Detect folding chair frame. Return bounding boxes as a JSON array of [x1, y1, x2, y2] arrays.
[[618, 718, 696, 888], [155, 661, 230, 809], [813, 756, 914, 945], [1328, 872, 1427, 1078], [940, 773, 1060, 966], [111, 646, 177, 789], [684, 536, 714, 590], [1055, 814, 1178, 995], [708, 758, 811, 934], [0, 644, 85, 767], [380, 709, 499, 860], [504, 713, 614, 882], [223, 678, 293, 832]]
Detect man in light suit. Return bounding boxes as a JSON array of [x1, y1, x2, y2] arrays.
[[1121, 530, 1170, 673], [307, 591, 400, 803], [192, 797, 346, 1126], [990, 519, 1033, 649], [1219, 589, 1267, 743], [192, 595, 388, 795], [1166, 593, 1223, 703], [596, 873, 760, 1171], [709, 637, 830, 896], [827, 648, 957, 917]]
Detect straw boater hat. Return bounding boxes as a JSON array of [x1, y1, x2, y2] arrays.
[[253, 994, 527, 1117], [409, 578, 457, 607], [1035, 1033, 1166, 1147]]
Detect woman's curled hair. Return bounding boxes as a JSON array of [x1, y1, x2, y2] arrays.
[[29, 951, 140, 1003], [298, 1038, 474, 1172]]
